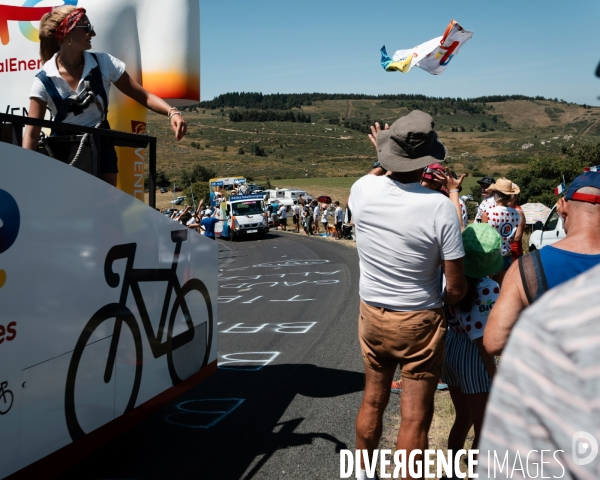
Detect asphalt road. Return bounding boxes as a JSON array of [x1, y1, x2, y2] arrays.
[[60, 231, 372, 480]]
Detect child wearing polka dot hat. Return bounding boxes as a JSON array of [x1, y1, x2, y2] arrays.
[[442, 223, 503, 452]]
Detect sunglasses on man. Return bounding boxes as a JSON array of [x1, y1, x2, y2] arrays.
[[74, 24, 94, 34]]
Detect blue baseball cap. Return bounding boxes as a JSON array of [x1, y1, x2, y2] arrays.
[[565, 171, 600, 204]]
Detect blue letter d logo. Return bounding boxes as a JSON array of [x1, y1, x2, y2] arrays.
[[0, 189, 20, 254]]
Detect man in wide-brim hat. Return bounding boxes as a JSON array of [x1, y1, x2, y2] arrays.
[[350, 110, 467, 479], [484, 177, 520, 196], [475, 175, 496, 223]]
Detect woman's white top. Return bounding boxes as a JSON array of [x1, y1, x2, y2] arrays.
[[29, 51, 125, 127]]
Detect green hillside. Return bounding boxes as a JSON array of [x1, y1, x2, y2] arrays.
[[146, 94, 600, 185]]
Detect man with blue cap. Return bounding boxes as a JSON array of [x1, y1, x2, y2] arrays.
[[484, 170, 600, 355]]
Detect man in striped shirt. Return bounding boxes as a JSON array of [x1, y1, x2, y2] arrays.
[[477, 263, 600, 479]]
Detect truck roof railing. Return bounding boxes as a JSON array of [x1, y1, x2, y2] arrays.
[[0, 112, 158, 208]]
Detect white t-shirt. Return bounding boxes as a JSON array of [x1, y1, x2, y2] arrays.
[[292, 205, 299, 215], [486, 205, 520, 256], [321, 209, 328, 223], [350, 175, 465, 311], [449, 277, 500, 341], [313, 205, 320, 219], [29, 51, 125, 127], [335, 206, 343, 222], [475, 196, 496, 222], [278, 206, 287, 218]]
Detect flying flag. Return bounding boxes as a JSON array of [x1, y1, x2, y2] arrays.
[[584, 166, 599, 172], [381, 20, 473, 75], [554, 182, 566, 196]]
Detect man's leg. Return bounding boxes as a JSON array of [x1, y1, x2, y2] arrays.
[[396, 375, 438, 478], [356, 365, 396, 468]]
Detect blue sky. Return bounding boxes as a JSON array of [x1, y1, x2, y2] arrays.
[[200, 0, 600, 105]]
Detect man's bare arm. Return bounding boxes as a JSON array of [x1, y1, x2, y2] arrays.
[[442, 257, 467, 305], [483, 262, 529, 355]]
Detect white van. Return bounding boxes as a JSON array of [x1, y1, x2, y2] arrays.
[[528, 204, 566, 251], [265, 189, 313, 208], [265, 188, 287, 203], [225, 194, 268, 240]]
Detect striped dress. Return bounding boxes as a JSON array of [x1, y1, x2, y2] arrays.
[[442, 277, 499, 394], [478, 264, 600, 480]]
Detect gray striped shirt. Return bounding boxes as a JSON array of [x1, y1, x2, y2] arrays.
[[478, 263, 600, 479]]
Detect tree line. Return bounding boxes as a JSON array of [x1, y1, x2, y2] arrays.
[[198, 92, 556, 111], [228, 109, 311, 123]]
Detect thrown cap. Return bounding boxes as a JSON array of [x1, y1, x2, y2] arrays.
[[565, 171, 600, 204], [486, 178, 520, 195], [376, 110, 447, 172], [462, 224, 503, 278]]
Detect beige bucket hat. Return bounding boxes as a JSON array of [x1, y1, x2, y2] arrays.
[[376, 110, 447, 172]]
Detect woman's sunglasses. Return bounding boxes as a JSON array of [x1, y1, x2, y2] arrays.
[[74, 24, 94, 34]]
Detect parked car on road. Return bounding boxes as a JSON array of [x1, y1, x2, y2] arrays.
[[317, 195, 332, 204], [171, 196, 185, 205], [172, 187, 182, 192], [160, 187, 168, 193], [529, 204, 565, 251]]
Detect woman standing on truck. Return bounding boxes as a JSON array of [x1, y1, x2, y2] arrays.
[[22, 6, 187, 186]]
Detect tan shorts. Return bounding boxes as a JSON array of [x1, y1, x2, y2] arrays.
[[358, 300, 447, 379]]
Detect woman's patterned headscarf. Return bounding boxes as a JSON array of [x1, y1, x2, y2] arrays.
[[53, 7, 86, 42]]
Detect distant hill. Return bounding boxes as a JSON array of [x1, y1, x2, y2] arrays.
[[147, 93, 600, 184]]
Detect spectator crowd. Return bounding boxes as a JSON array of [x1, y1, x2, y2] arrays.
[[350, 111, 600, 479]]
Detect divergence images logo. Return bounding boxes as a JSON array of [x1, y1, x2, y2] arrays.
[[573, 431, 598, 466], [0, 0, 78, 46], [0, 189, 20, 255]]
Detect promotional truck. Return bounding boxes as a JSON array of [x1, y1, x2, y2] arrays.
[[224, 194, 268, 240], [0, 142, 218, 480]]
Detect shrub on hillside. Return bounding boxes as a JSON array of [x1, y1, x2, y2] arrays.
[[508, 156, 585, 206], [182, 181, 210, 208], [179, 163, 217, 189]]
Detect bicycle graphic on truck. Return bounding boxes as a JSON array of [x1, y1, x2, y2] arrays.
[[65, 229, 214, 440], [0, 381, 13, 415]]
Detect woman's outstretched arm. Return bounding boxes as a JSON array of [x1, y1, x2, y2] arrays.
[[114, 71, 187, 140]]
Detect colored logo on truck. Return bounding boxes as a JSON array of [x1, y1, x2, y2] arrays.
[[0, 0, 78, 46], [0, 189, 19, 254]]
